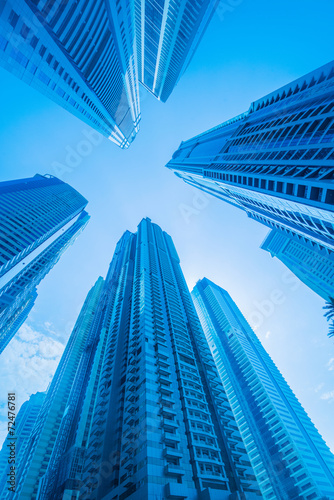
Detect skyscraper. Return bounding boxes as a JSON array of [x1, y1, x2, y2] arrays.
[[0, 288, 37, 354], [12, 277, 104, 500], [0, 0, 141, 148], [0, 0, 219, 146], [192, 278, 334, 500], [166, 60, 334, 253], [261, 229, 334, 301], [0, 174, 89, 355], [135, 0, 218, 101], [25, 219, 261, 500], [0, 392, 46, 500]]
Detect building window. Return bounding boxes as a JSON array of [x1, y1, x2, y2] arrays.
[[20, 23, 30, 39], [297, 185, 307, 198], [8, 10, 19, 29], [325, 189, 334, 205], [286, 183, 294, 195], [30, 35, 39, 49], [39, 45, 46, 57]]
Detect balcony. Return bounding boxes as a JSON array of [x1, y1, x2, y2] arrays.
[[159, 379, 172, 388], [164, 431, 181, 442], [160, 407, 177, 418], [162, 419, 179, 429], [163, 447, 183, 459], [165, 482, 188, 499], [164, 464, 185, 476]]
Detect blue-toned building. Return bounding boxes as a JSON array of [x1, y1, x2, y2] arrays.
[[30, 219, 261, 500], [0, 174, 89, 355], [11, 277, 104, 500], [192, 278, 334, 500], [0, 0, 219, 145], [135, 0, 218, 101], [261, 229, 334, 301], [0, 0, 141, 148], [166, 61, 334, 253], [0, 287, 37, 354], [0, 391, 46, 500]]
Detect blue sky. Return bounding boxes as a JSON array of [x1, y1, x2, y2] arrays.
[[0, 0, 333, 453]]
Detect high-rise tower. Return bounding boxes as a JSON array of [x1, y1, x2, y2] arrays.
[[192, 278, 334, 499], [12, 277, 104, 500], [0, 174, 89, 354], [135, 0, 218, 101], [0, 0, 141, 148], [30, 219, 261, 500], [261, 229, 334, 301], [166, 61, 334, 254], [0, 0, 220, 145]]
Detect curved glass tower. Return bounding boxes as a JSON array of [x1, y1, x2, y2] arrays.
[[135, 0, 218, 101], [0, 174, 89, 354], [0, 0, 141, 148], [11, 278, 104, 500]]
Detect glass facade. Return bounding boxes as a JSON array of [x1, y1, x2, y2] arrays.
[[0, 174, 89, 354], [0, 0, 218, 143], [166, 61, 334, 252], [0, 0, 141, 148], [0, 287, 37, 354], [20, 219, 261, 500], [11, 278, 104, 500], [135, 0, 218, 101], [261, 229, 334, 301], [192, 278, 334, 500], [0, 392, 46, 500]]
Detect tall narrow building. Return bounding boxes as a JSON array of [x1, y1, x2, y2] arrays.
[[12, 277, 104, 500], [0, 0, 141, 148], [0, 0, 219, 145], [192, 278, 334, 500], [261, 229, 334, 301], [0, 392, 46, 500], [135, 0, 218, 101], [166, 61, 334, 254], [0, 174, 89, 355], [34, 219, 261, 500], [0, 288, 37, 354]]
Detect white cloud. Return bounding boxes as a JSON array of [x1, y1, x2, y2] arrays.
[[43, 321, 59, 337], [314, 383, 325, 393], [265, 331, 271, 339], [320, 391, 334, 402], [327, 358, 334, 372], [0, 322, 64, 447]]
